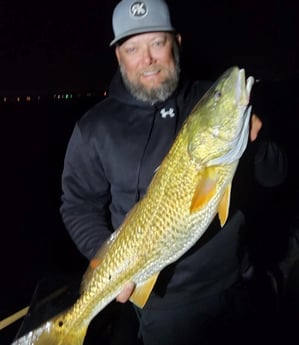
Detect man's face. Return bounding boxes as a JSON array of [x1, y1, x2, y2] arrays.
[[115, 32, 181, 103]]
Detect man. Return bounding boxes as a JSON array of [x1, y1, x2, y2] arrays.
[[60, 0, 287, 344]]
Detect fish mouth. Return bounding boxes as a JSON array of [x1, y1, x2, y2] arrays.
[[236, 69, 254, 106]]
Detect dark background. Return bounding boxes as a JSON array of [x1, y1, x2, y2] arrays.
[[1, 0, 298, 93], [0, 0, 298, 344]]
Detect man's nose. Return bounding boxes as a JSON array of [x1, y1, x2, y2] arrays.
[[142, 47, 155, 65]]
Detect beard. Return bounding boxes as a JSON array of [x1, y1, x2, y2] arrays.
[[119, 43, 181, 104]]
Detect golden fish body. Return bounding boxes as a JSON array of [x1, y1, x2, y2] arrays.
[[12, 66, 254, 345]]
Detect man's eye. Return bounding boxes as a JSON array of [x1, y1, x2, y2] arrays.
[[125, 47, 136, 54], [153, 40, 164, 47]]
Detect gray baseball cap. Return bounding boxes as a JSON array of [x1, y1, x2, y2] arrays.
[[110, 0, 175, 46]]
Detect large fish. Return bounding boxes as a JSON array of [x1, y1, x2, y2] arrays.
[[12, 66, 254, 345]]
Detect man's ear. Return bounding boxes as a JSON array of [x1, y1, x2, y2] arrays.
[[176, 33, 182, 46], [115, 46, 120, 64]]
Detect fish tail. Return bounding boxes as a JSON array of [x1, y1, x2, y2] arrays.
[[36, 324, 88, 345], [12, 314, 88, 345]]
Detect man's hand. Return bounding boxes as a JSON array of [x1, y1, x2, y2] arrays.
[[250, 113, 262, 142], [116, 281, 135, 303]]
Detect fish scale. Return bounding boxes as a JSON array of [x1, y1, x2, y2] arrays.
[[12, 66, 254, 345]]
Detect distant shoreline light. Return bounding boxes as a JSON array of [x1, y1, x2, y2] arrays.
[[1, 91, 108, 104]]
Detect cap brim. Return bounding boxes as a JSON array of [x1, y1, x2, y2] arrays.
[[110, 26, 175, 46]]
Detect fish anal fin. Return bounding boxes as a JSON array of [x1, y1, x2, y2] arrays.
[[190, 168, 218, 213], [218, 184, 231, 227], [129, 273, 159, 308]]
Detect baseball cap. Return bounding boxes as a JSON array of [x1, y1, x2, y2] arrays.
[[110, 0, 175, 46]]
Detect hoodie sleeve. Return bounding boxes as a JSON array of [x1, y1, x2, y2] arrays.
[[60, 123, 113, 261], [254, 140, 288, 187]]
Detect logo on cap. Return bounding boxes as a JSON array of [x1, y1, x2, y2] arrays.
[[130, 2, 148, 18]]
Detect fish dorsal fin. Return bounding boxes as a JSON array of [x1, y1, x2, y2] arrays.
[[80, 241, 111, 293], [129, 272, 159, 308], [91, 239, 111, 265], [218, 183, 231, 227], [190, 167, 218, 213]]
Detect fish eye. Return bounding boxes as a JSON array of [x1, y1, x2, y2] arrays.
[[214, 90, 222, 101]]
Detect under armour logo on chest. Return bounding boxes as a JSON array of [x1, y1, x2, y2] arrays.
[[160, 107, 175, 119]]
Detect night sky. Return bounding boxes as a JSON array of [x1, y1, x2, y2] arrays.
[[1, 0, 298, 94]]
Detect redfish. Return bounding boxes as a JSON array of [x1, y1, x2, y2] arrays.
[[12, 66, 254, 345]]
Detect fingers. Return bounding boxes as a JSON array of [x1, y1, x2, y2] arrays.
[[116, 281, 135, 303], [250, 113, 263, 142]]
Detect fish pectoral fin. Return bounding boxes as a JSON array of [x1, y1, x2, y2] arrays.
[[190, 167, 218, 213], [218, 184, 231, 227], [129, 273, 159, 308]]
